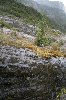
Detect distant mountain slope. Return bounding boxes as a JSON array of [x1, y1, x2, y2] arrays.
[[36, 0, 65, 10], [0, 0, 57, 30], [16, 0, 66, 33], [0, 0, 66, 33]]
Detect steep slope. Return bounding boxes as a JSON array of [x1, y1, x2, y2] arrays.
[[38, 1, 66, 32], [0, 0, 65, 47], [0, 0, 42, 24], [0, 0, 64, 33], [16, 0, 66, 33], [0, 0, 57, 31], [0, 1, 66, 100]]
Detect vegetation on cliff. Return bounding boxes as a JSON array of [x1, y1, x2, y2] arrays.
[[0, 33, 64, 58], [0, 0, 64, 47], [0, 0, 42, 24]]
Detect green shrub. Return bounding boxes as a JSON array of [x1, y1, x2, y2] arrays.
[[36, 20, 55, 46], [59, 40, 64, 46], [36, 36, 55, 46], [0, 20, 12, 29]]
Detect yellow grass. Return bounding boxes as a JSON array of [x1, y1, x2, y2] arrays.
[[0, 33, 64, 58]]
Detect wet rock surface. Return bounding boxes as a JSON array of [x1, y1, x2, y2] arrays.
[[0, 46, 66, 100]]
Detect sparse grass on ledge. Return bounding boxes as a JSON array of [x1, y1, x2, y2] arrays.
[[0, 33, 64, 58]]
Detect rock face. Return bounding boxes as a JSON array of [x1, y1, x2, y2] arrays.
[[2, 28, 13, 34], [0, 46, 39, 67], [0, 46, 66, 100], [0, 15, 36, 36]]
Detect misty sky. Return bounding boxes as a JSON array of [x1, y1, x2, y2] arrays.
[[49, 0, 66, 8], [34, 0, 66, 8]]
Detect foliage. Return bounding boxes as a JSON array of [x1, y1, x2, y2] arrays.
[[56, 88, 66, 100], [0, 33, 63, 58], [48, 19, 66, 33], [0, 19, 12, 29], [0, 0, 63, 31], [11, 31, 17, 37], [59, 40, 64, 46], [0, 0, 42, 25], [36, 36, 55, 46], [36, 20, 55, 46]]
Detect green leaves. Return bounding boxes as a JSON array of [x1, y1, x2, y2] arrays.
[[0, 0, 42, 24], [36, 20, 55, 46]]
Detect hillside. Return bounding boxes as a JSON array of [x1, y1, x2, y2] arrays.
[[16, 0, 66, 33], [0, 0, 65, 33], [0, 0, 65, 47], [0, 0, 63, 30], [0, 0, 42, 24], [1, 0, 66, 100]]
